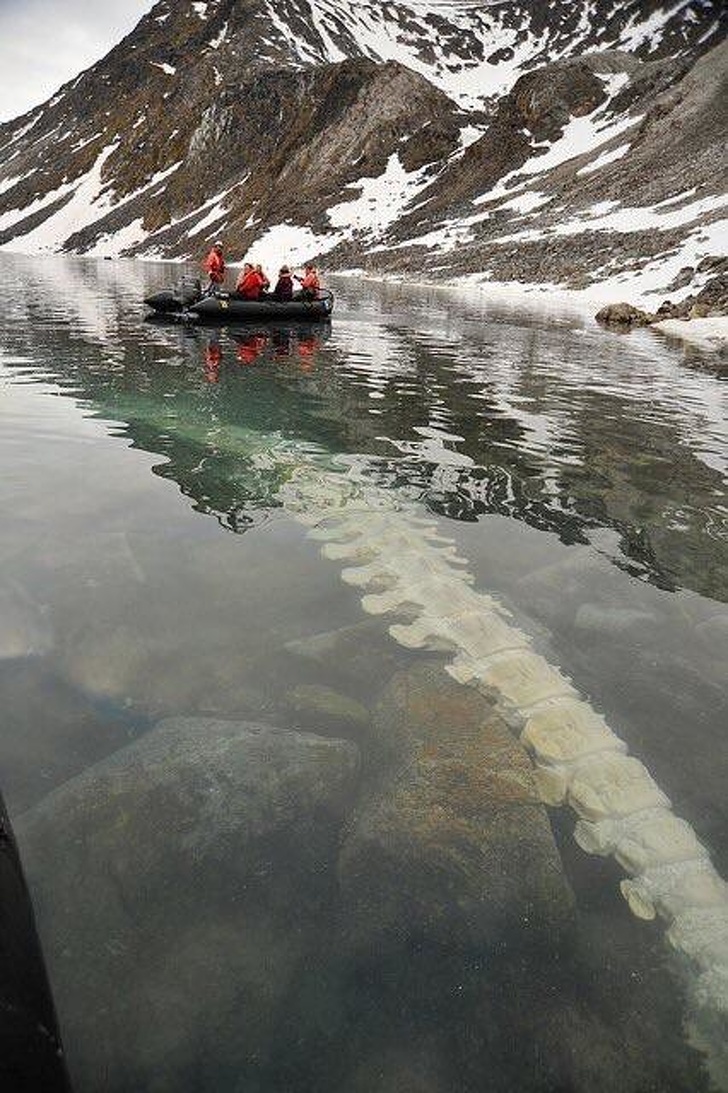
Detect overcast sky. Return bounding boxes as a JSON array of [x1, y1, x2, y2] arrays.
[[0, 1, 153, 122]]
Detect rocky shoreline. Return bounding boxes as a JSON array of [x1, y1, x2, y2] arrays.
[[595, 264, 728, 342]]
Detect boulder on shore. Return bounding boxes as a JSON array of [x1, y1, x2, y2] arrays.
[[596, 273, 728, 332], [16, 717, 360, 1093], [338, 664, 574, 951], [595, 302, 655, 326]]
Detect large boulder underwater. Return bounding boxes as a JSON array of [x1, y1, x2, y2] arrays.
[[12, 656, 711, 1092]]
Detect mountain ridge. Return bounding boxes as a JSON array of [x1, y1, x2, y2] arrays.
[[0, 0, 725, 299]]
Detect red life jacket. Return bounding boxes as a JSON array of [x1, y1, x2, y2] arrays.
[[203, 248, 226, 284], [236, 269, 266, 300], [301, 270, 320, 292]]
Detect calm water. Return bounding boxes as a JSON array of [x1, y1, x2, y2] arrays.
[[0, 253, 726, 1092]]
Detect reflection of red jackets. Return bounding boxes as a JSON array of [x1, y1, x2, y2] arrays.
[[236, 269, 266, 299], [236, 335, 267, 364], [204, 342, 222, 382], [203, 249, 225, 284]]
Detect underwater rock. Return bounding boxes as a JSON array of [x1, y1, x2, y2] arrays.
[[338, 663, 574, 949], [0, 661, 134, 813], [515, 546, 607, 618], [17, 717, 359, 1093], [343, 1042, 448, 1093], [283, 684, 371, 740], [694, 612, 728, 646], [283, 618, 415, 697], [0, 582, 53, 660], [59, 620, 270, 721]]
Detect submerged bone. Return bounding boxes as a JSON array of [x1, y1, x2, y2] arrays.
[[322, 540, 378, 563], [574, 810, 709, 873], [341, 550, 472, 592], [521, 701, 625, 765], [532, 764, 572, 806], [470, 650, 577, 710], [361, 574, 475, 617], [621, 861, 728, 924], [391, 609, 526, 659], [280, 464, 728, 1072], [566, 754, 670, 822], [667, 909, 728, 963]]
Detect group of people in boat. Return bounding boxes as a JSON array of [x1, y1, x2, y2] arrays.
[[202, 241, 322, 302]]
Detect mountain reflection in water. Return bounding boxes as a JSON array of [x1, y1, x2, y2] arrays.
[[0, 253, 726, 1093], [3, 254, 724, 596]]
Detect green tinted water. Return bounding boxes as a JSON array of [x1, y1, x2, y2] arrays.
[[0, 253, 726, 1092]]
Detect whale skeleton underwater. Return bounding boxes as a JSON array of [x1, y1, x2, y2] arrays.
[[275, 457, 728, 1085]]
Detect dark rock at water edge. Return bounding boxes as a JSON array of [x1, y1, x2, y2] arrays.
[[595, 301, 655, 326], [16, 717, 360, 1093], [595, 270, 728, 329]]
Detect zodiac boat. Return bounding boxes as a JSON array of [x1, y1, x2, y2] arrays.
[[144, 279, 334, 322]]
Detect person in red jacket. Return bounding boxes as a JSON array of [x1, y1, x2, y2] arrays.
[[202, 241, 226, 288], [255, 264, 271, 295], [296, 264, 321, 300], [235, 262, 266, 300]]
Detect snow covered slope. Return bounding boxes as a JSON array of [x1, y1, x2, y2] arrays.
[[0, 0, 725, 297]]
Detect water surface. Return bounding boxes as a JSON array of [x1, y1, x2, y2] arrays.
[[0, 253, 726, 1092]]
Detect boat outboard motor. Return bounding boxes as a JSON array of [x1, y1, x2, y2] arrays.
[[0, 794, 73, 1092], [144, 277, 203, 315], [176, 277, 203, 306]]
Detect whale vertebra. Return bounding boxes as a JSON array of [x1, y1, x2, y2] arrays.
[[279, 465, 728, 1085]]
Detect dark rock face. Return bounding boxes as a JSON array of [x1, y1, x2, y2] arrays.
[[394, 52, 624, 232], [354, 38, 728, 292], [16, 717, 360, 1093], [338, 663, 574, 951]]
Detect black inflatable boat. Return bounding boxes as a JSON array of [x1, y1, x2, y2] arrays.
[[144, 280, 334, 323], [0, 794, 72, 1091]]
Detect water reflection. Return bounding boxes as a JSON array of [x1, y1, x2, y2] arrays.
[[200, 325, 327, 383], [3, 254, 723, 598], [0, 253, 726, 1093]]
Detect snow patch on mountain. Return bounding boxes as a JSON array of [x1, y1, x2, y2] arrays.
[[328, 155, 432, 238], [245, 224, 342, 273], [1, 154, 184, 257]]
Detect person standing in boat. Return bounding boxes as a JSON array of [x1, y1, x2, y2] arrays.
[[272, 265, 294, 301], [202, 240, 226, 289], [296, 264, 321, 300], [235, 262, 266, 300]]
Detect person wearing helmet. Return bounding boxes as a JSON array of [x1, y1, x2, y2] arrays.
[[202, 241, 226, 289]]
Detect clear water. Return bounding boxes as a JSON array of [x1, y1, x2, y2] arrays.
[[0, 252, 726, 1092]]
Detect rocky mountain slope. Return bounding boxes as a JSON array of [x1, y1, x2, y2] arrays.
[[0, 0, 725, 297]]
